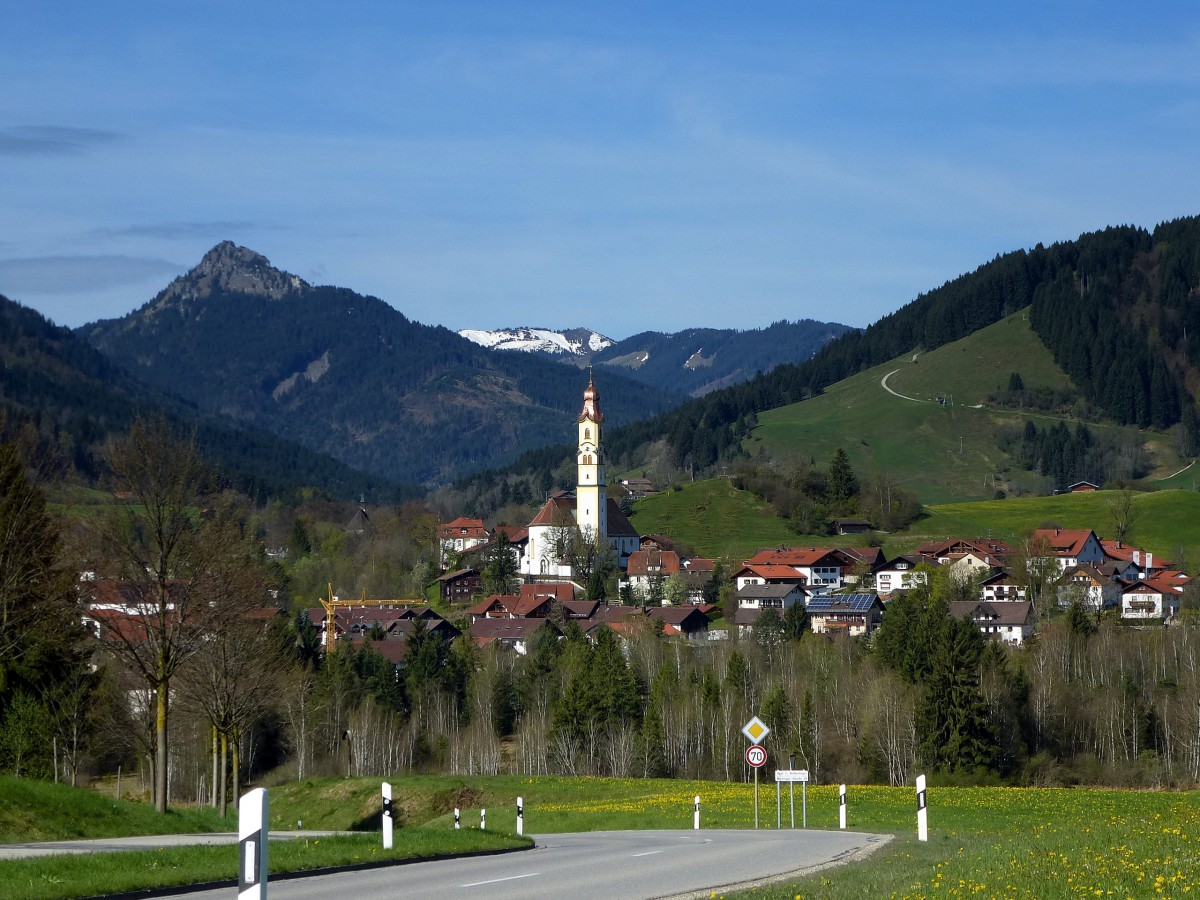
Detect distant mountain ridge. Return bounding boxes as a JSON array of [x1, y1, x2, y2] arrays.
[[80, 243, 684, 486], [462, 320, 855, 397]]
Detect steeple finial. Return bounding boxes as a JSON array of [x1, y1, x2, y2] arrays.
[[578, 370, 604, 423]]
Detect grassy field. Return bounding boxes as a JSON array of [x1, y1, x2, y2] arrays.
[[631, 477, 1200, 566], [749, 310, 1185, 506]]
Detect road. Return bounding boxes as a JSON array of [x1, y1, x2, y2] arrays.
[[148, 828, 890, 900], [0, 831, 334, 860]]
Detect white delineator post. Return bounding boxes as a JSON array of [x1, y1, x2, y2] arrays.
[[481, 808, 486, 830], [382, 782, 394, 850], [238, 788, 269, 900], [839, 784, 847, 830], [454, 807, 460, 830], [916, 774, 928, 842], [517, 797, 524, 836], [694, 795, 700, 830]]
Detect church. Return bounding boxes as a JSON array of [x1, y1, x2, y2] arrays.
[[519, 373, 640, 578]]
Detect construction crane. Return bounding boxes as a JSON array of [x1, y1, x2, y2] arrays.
[[319, 584, 425, 652]]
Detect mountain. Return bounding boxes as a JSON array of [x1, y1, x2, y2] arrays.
[[458, 326, 614, 357], [0, 293, 410, 502], [80, 243, 685, 487], [460, 217, 1200, 512], [461, 320, 855, 397]]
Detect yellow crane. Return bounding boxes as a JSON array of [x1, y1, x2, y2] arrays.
[[319, 584, 425, 652]]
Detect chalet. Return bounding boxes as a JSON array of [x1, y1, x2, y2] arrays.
[[745, 548, 847, 590], [979, 571, 1027, 603], [470, 618, 558, 654], [620, 477, 657, 497], [915, 538, 1013, 567], [1068, 481, 1100, 492], [948, 601, 1035, 646], [647, 606, 711, 640], [1098, 541, 1163, 579], [437, 568, 483, 605], [1029, 528, 1104, 573], [626, 549, 683, 597], [735, 582, 807, 611], [806, 593, 885, 637], [838, 546, 886, 583], [439, 517, 489, 563], [873, 554, 934, 597], [733, 563, 810, 591], [1059, 564, 1121, 610], [640, 534, 679, 552], [1121, 581, 1170, 622]]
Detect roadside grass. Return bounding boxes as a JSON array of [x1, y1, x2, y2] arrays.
[[0, 830, 530, 900], [0, 776, 225, 843], [723, 784, 1200, 899]]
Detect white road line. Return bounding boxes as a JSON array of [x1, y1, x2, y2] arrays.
[[632, 850, 664, 857], [461, 873, 540, 887]]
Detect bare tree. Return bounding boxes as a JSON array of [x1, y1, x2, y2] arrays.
[[89, 418, 268, 812], [1106, 486, 1140, 545]]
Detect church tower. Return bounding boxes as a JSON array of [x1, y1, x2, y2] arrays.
[[576, 371, 607, 543]]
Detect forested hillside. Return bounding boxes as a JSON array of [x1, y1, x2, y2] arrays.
[[0, 293, 410, 503]]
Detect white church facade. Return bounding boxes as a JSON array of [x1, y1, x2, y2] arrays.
[[519, 373, 640, 578]]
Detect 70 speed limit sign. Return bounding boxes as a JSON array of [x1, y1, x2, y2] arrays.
[[745, 744, 767, 768]]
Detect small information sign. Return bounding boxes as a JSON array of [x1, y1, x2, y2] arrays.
[[774, 769, 809, 783]]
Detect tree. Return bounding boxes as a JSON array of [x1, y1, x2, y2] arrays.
[[90, 418, 269, 813], [481, 530, 519, 596], [1106, 487, 1140, 545], [827, 448, 859, 512]]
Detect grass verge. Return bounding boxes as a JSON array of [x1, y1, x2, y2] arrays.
[[0, 830, 530, 900]]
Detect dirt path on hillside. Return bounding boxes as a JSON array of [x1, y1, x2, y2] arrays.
[[880, 369, 927, 403]]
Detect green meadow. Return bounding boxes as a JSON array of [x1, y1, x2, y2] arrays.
[[4, 776, 1196, 899]]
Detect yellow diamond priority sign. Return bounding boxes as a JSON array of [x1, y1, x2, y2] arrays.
[[742, 715, 770, 743]]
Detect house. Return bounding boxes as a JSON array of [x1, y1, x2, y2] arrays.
[[915, 538, 1013, 568], [873, 554, 934, 597], [735, 582, 807, 611], [1068, 481, 1100, 492], [732, 563, 810, 591], [1121, 581, 1170, 622], [620, 478, 657, 497], [439, 517, 489, 564], [744, 548, 848, 590], [806, 593, 885, 637], [1059, 564, 1121, 610], [948, 600, 1035, 646], [469, 618, 558, 655], [1029, 528, 1104, 573], [626, 549, 684, 600], [1098, 541, 1164, 579], [437, 568, 483, 605], [979, 571, 1027, 603], [646, 606, 711, 640], [838, 546, 886, 584]]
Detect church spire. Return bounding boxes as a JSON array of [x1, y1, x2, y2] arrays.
[[578, 368, 604, 423]]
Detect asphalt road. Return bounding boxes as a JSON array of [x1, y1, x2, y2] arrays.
[[146, 828, 890, 900], [0, 831, 333, 860]]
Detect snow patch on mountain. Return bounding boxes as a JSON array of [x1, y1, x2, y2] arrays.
[[459, 326, 614, 357]]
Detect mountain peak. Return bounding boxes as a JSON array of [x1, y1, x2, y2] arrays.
[[160, 241, 309, 305]]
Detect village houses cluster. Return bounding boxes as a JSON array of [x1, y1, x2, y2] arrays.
[[302, 377, 1193, 661]]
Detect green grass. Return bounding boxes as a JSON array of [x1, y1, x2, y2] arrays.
[[0, 830, 530, 900], [723, 784, 1200, 899], [893, 488, 1200, 563], [0, 777, 225, 843], [628, 479, 804, 560], [749, 310, 1185, 505]]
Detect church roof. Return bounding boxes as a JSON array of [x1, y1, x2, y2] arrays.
[[606, 497, 639, 538], [578, 371, 605, 424], [529, 492, 576, 527]]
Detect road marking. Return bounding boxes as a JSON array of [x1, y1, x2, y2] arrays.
[[461, 873, 539, 887], [632, 850, 664, 857]]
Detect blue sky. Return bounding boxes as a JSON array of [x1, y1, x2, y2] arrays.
[[2, 2, 1199, 338]]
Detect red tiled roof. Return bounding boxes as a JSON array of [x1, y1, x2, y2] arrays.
[[735, 564, 807, 581], [529, 493, 576, 527], [627, 550, 682, 577], [1030, 528, 1096, 557], [439, 517, 487, 540]]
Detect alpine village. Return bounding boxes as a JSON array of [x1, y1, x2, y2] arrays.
[[6, 222, 1200, 872]]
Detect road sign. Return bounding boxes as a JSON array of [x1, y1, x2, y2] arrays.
[[742, 716, 771, 743], [746, 744, 767, 768], [773, 769, 809, 782]]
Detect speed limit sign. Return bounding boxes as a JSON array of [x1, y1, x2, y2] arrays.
[[746, 744, 767, 768]]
